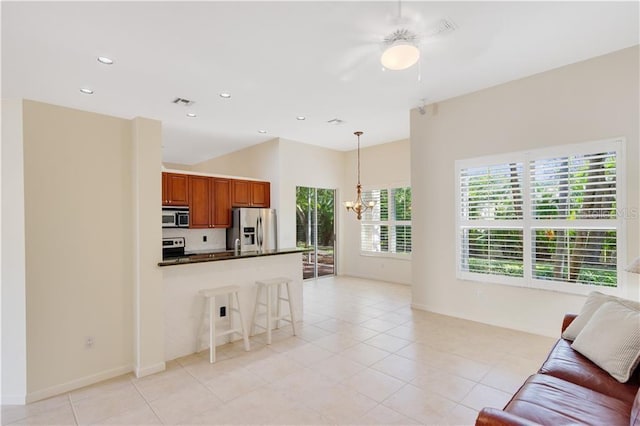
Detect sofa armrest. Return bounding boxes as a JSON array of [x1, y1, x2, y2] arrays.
[[476, 408, 542, 426], [561, 313, 578, 333]]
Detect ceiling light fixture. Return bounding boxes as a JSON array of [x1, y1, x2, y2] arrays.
[[97, 56, 114, 65], [344, 131, 375, 220], [186, 113, 197, 118], [219, 92, 231, 99], [380, 1, 420, 71], [79, 88, 94, 94], [296, 116, 306, 121], [381, 28, 420, 71], [258, 129, 267, 134]]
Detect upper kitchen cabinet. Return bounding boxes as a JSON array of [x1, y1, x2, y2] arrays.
[[188, 175, 211, 228], [162, 172, 189, 206], [251, 181, 270, 207], [231, 180, 270, 208], [231, 180, 251, 207], [188, 176, 232, 229], [212, 178, 232, 227]]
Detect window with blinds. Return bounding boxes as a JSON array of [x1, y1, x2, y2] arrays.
[[361, 186, 411, 257], [456, 138, 624, 294]]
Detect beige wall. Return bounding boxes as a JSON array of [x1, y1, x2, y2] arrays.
[[191, 138, 280, 180], [410, 46, 640, 337], [191, 136, 412, 282], [1, 99, 28, 404], [131, 118, 165, 378], [162, 162, 192, 171], [22, 101, 135, 399], [277, 138, 345, 251], [342, 139, 412, 284]]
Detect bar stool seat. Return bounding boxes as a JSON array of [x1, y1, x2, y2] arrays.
[[199, 285, 250, 363], [251, 277, 297, 344]]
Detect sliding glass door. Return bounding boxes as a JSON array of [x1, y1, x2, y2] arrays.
[[296, 186, 335, 279]]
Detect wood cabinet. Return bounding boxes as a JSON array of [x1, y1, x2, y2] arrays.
[[162, 173, 189, 206], [188, 176, 232, 229], [231, 180, 251, 207], [212, 178, 232, 227], [165, 172, 269, 228], [232, 180, 270, 208], [250, 181, 270, 207], [188, 175, 211, 228]]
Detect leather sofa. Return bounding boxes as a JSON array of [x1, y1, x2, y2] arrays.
[[476, 314, 640, 425]]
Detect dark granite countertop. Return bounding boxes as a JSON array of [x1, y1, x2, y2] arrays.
[[158, 247, 311, 267]]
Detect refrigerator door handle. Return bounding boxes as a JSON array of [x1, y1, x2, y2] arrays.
[[259, 216, 263, 248], [256, 216, 262, 249]]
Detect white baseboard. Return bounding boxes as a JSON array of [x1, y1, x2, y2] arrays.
[[340, 273, 411, 286], [2, 394, 27, 405], [410, 303, 555, 338], [26, 365, 132, 404], [410, 302, 429, 311], [134, 362, 165, 378]]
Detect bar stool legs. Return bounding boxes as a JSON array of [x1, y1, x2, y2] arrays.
[[199, 285, 250, 363], [251, 277, 297, 345]]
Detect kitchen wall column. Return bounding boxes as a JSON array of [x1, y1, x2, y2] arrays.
[[1, 99, 28, 404], [132, 117, 165, 378]]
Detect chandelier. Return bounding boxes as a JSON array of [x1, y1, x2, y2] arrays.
[[344, 131, 375, 220]]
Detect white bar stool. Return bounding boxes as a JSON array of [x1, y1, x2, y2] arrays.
[[251, 277, 297, 344], [199, 285, 250, 363]]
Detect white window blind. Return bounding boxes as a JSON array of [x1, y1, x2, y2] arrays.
[[456, 139, 624, 294], [361, 187, 411, 256]]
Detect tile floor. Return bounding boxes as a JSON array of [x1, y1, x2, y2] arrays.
[[1, 276, 556, 425]]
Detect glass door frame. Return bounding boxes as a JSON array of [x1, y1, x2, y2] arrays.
[[296, 186, 336, 280]]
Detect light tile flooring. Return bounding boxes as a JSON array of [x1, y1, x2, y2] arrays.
[[2, 276, 556, 425]]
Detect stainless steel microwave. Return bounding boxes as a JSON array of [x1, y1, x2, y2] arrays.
[[162, 208, 189, 228]]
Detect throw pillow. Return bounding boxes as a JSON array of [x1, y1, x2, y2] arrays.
[[562, 291, 640, 341], [571, 301, 640, 383]]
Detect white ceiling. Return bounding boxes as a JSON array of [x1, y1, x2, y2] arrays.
[[2, 1, 638, 165]]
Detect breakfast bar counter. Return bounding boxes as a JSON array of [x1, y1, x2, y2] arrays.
[[162, 250, 304, 361], [158, 247, 308, 267]]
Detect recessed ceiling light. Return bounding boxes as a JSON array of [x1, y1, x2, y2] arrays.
[[219, 92, 231, 99], [97, 56, 114, 65], [79, 88, 94, 95], [327, 118, 344, 125], [186, 113, 197, 118], [296, 116, 306, 121], [258, 130, 267, 134]]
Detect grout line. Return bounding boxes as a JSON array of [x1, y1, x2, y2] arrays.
[[68, 393, 79, 425]]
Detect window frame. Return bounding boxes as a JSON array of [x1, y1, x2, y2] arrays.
[[455, 138, 626, 296], [360, 184, 412, 260]]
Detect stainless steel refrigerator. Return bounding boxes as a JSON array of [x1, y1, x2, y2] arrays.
[[227, 208, 277, 252]]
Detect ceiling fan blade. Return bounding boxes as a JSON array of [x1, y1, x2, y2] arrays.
[[326, 43, 380, 78]]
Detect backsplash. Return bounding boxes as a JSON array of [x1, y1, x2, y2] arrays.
[[163, 228, 226, 252]]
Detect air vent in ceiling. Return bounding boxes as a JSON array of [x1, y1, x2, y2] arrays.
[[433, 18, 457, 36], [327, 118, 344, 125], [172, 97, 195, 106]]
